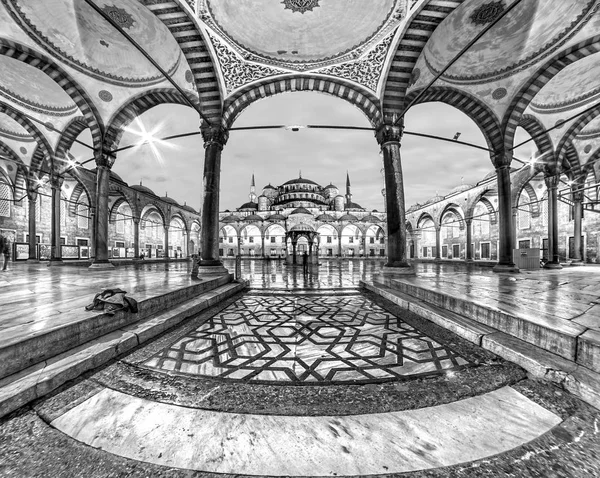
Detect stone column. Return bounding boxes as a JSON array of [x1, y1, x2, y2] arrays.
[[50, 175, 63, 263], [465, 219, 473, 262], [27, 190, 38, 261], [292, 240, 297, 265], [164, 225, 170, 260], [90, 149, 115, 269], [544, 174, 562, 269], [376, 119, 413, 273], [492, 151, 519, 272], [571, 182, 584, 266], [434, 225, 441, 261], [198, 124, 228, 274], [261, 232, 265, 258], [337, 232, 342, 257], [237, 236, 241, 256], [133, 218, 140, 259]]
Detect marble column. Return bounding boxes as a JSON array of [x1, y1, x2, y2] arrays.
[[261, 233, 265, 258], [544, 174, 562, 269], [90, 150, 115, 269], [492, 152, 518, 272], [466, 219, 473, 262], [292, 241, 297, 265], [376, 119, 413, 273], [337, 232, 342, 257], [571, 182, 584, 266], [237, 237, 241, 256], [50, 175, 63, 263], [27, 190, 38, 261], [164, 225, 170, 260], [198, 124, 228, 273], [434, 225, 441, 261], [133, 218, 140, 259]]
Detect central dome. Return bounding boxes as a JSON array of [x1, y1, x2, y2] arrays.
[[205, 0, 396, 64]]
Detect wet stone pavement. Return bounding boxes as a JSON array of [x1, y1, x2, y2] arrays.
[[0, 260, 600, 476]]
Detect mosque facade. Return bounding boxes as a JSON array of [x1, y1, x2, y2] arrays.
[[218, 174, 388, 259]]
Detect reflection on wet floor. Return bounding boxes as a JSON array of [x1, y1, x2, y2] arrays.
[[222, 257, 387, 289]]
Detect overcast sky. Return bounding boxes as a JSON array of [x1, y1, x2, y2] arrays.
[[73, 92, 533, 212]]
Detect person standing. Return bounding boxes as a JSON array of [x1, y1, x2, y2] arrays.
[[302, 251, 308, 275], [0, 233, 9, 271]]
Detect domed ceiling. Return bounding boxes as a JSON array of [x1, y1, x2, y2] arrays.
[[0, 55, 77, 116], [422, 0, 594, 85], [3, 0, 184, 87], [529, 52, 600, 115], [199, 0, 403, 71], [0, 114, 32, 138]]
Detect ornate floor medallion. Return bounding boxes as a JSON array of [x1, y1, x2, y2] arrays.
[[281, 0, 321, 14], [142, 294, 470, 383]]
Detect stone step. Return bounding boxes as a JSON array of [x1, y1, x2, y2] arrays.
[[363, 281, 600, 410], [0, 282, 246, 419], [0, 274, 233, 381], [371, 276, 585, 363]]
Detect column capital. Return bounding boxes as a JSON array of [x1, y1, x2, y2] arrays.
[[544, 174, 560, 189], [50, 174, 64, 189], [200, 123, 229, 149], [96, 147, 116, 168], [27, 188, 38, 201], [375, 118, 404, 146], [492, 149, 512, 169]]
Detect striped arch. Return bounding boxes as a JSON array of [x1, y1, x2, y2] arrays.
[[0, 141, 27, 182], [511, 168, 542, 217], [56, 117, 89, 157], [556, 105, 600, 176], [104, 89, 191, 149], [68, 181, 92, 216], [439, 204, 465, 230], [140, 203, 167, 228], [381, 0, 464, 116], [562, 142, 582, 180], [169, 212, 189, 235], [404, 86, 504, 155], [137, 0, 222, 123], [466, 190, 498, 225], [503, 35, 600, 152], [0, 102, 54, 179], [417, 212, 436, 229], [518, 114, 554, 158], [222, 76, 383, 129], [0, 37, 104, 152]]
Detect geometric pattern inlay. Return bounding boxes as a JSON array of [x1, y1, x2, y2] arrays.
[[281, 0, 321, 14], [142, 294, 471, 384], [470, 1, 505, 26]]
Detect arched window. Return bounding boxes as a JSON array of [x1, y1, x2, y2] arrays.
[[60, 195, 68, 226], [77, 203, 89, 229], [0, 180, 11, 217], [116, 212, 125, 234]]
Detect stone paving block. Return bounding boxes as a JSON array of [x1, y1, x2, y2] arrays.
[[564, 365, 600, 411], [482, 331, 577, 382], [577, 329, 600, 374]]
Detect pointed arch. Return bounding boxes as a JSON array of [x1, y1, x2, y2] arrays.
[[404, 86, 504, 154], [439, 203, 465, 230], [0, 37, 104, 152], [222, 76, 383, 129], [518, 114, 554, 158]]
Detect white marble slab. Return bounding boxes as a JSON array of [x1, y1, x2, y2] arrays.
[[52, 386, 561, 476]]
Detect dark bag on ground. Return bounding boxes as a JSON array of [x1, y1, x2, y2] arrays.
[[85, 288, 138, 315]]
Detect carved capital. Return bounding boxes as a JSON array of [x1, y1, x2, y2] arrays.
[[50, 174, 64, 189], [544, 174, 560, 189], [96, 146, 116, 168], [201, 123, 229, 149], [376, 118, 404, 146], [492, 149, 511, 169], [27, 188, 38, 202]]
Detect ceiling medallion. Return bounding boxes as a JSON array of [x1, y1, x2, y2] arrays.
[[470, 1, 505, 26], [281, 0, 321, 14], [102, 5, 135, 29]]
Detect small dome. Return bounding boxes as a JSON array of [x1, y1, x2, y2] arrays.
[[290, 223, 315, 232], [93, 168, 127, 185], [345, 201, 363, 210], [316, 213, 335, 222], [283, 177, 319, 186], [267, 213, 286, 221], [181, 204, 197, 213], [290, 207, 312, 215], [361, 214, 381, 222], [160, 196, 179, 206], [221, 214, 241, 223], [339, 213, 359, 222], [244, 214, 263, 222], [263, 184, 277, 190], [131, 184, 157, 196], [449, 184, 473, 195], [239, 201, 258, 210], [324, 183, 338, 189]]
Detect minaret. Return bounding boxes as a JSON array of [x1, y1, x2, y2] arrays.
[[345, 171, 352, 206], [249, 174, 257, 203]]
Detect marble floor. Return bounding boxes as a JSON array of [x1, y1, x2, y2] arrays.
[[141, 293, 470, 383]]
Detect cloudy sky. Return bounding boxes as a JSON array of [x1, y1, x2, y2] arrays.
[[73, 92, 533, 212]]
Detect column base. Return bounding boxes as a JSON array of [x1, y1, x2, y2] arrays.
[[543, 262, 563, 270], [47, 259, 64, 267], [195, 265, 229, 275], [89, 261, 115, 270], [570, 260, 585, 267], [492, 263, 520, 273], [27, 258, 39, 263]]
